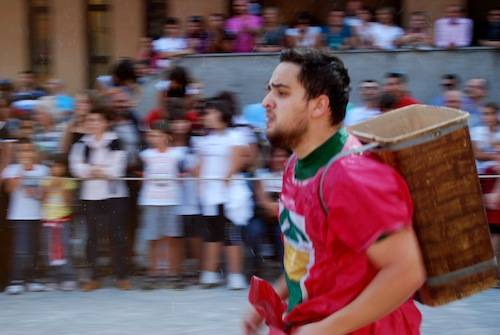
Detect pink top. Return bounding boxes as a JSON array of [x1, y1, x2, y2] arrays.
[[225, 15, 263, 52], [434, 18, 473, 47]]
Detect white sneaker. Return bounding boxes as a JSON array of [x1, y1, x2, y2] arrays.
[[199, 271, 222, 287], [5, 284, 24, 295], [60, 281, 77, 291], [227, 273, 247, 290], [27, 282, 46, 292]]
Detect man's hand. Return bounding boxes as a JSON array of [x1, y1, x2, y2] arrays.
[[242, 306, 264, 335], [293, 320, 338, 335]]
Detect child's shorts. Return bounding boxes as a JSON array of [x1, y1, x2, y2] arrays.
[[141, 205, 183, 240]]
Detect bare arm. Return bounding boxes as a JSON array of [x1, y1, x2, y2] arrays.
[[472, 141, 499, 162], [295, 227, 425, 335]]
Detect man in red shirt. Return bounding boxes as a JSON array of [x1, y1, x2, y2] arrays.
[[383, 72, 419, 109], [242, 49, 425, 335]]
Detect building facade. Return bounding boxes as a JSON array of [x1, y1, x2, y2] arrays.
[[0, 0, 492, 94]]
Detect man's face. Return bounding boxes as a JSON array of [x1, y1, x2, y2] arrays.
[[409, 14, 426, 30], [164, 23, 180, 37], [481, 106, 498, 127], [19, 73, 34, 88], [86, 113, 107, 135], [263, 8, 278, 25], [445, 6, 461, 19], [383, 77, 402, 96], [111, 91, 131, 114], [233, 0, 248, 15], [208, 15, 224, 29], [465, 79, 487, 100], [263, 62, 310, 149], [359, 82, 380, 102], [441, 78, 457, 91], [444, 91, 463, 110], [328, 11, 345, 27], [376, 10, 393, 25], [489, 9, 500, 23]]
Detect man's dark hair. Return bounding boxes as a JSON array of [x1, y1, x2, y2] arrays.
[[442, 74, 459, 82], [89, 105, 112, 122], [386, 72, 407, 83], [204, 97, 233, 126], [151, 119, 172, 135], [166, 97, 186, 121], [280, 48, 351, 125], [113, 59, 137, 84], [485, 102, 498, 112], [165, 17, 179, 26], [379, 93, 397, 111]]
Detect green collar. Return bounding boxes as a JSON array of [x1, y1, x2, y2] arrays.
[[294, 128, 348, 180]]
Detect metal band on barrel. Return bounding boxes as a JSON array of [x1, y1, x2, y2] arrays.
[[426, 257, 498, 287]]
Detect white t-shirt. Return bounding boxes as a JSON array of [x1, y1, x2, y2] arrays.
[[344, 106, 381, 126], [196, 129, 247, 215], [368, 23, 404, 49], [2, 164, 49, 220], [172, 146, 200, 216], [285, 27, 322, 47], [152, 37, 188, 68], [138, 148, 182, 206], [256, 169, 283, 195], [470, 126, 500, 173]]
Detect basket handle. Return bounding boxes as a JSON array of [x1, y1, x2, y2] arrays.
[[319, 142, 380, 215]]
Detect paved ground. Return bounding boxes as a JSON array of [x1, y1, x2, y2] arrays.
[[0, 285, 499, 335]]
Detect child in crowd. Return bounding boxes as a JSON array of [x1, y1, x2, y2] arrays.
[[40, 153, 78, 291], [2, 138, 49, 294], [137, 120, 185, 289]]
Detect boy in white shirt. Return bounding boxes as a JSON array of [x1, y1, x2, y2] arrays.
[[3, 139, 49, 294], [137, 120, 185, 289]]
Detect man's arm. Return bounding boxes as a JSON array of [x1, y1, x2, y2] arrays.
[[295, 226, 425, 335]]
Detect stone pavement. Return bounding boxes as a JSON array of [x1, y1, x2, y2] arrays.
[[0, 285, 499, 335]]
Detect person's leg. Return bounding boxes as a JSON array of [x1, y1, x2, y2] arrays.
[[9, 220, 31, 284], [186, 216, 203, 274], [200, 210, 224, 286], [107, 198, 129, 280], [59, 223, 77, 285], [225, 220, 247, 290], [83, 201, 100, 281]]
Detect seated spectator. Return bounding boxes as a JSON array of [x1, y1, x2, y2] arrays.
[[398, 11, 433, 49], [479, 8, 500, 48], [471, 103, 500, 174], [152, 17, 192, 69], [368, 7, 404, 49], [225, 0, 263, 52], [430, 74, 461, 106], [255, 7, 286, 52], [324, 8, 356, 50], [383, 73, 419, 108], [344, 0, 363, 27], [344, 80, 381, 126], [443, 90, 464, 110], [206, 13, 228, 53], [286, 12, 322, 48], [434, 5, 473, 48], [354, 6, 376, 48], [464, 78, 488, 127], [186, 16, 209, 54]]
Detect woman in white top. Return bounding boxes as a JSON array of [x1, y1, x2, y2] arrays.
[[196, 98, 249, 290], [69, 107, 130, 291]]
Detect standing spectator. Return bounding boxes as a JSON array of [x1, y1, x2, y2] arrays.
[[186, 16, 209, 54], [32, 102, 66, 161], [344, 80, 381, 126], [480, 8, 500, 47], [61, 92, 91, 154], [136, 37, 158, 70], [434, 5, 473, 48], [471, 103, 500, 174], [3, 139, 49, 295], [324, 8, 356, 50], [464, 78, 488, 127], [225, 0, 263, 52], [39, 79, 75, 124], [153, 17, 192, 69], [255, 7, 287, 52], [398, 11, 433, 48], [443, 90, 464, 110], [137, 121, 184, 289], [383, 73, 419, 108], [368, 7, 404, 49], [206, 13, 228, 53], [430, 74, 460, 106], [286, 12, 322, 48], [354, 6, 376, 48], [69, 107, 130, 291], [12, 71, 46, 102], [40, 153, 78, 291], [196, 98, 249, 290]]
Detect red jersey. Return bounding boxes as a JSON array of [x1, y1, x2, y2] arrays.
[[250, 128, 421, 334], [395, 95, 419, 109]]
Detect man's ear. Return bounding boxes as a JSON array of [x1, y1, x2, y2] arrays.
[[310, 95, 330, 119]]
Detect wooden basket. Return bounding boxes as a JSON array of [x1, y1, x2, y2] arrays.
[[348, 105, 497, 306]]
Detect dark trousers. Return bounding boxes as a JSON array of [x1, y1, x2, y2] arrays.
[[9, 220, 41, 283], [83, 198, 129, 280]]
